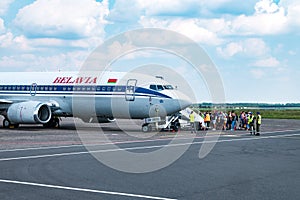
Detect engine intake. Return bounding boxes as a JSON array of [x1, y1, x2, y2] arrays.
[[7, 101, 52, 124]]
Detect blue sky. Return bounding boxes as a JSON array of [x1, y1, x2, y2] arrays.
[[0, 0, 299, 103]]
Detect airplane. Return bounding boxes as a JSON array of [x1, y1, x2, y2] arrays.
[[0, 71, 192, 131]]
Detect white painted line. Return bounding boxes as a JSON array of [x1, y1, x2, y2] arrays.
[[0, 179, 176, 200], [1, 129, 299, 154], [0, 144, 84, 153], [0, 133, 299, 162]]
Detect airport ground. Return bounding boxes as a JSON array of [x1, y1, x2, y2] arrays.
[[0, 118, 299, 200]]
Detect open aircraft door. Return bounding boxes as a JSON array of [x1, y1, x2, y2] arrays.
[[125, 79, 137, 101]]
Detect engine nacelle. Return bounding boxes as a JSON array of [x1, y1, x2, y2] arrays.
[[7, 101, 52, 124]]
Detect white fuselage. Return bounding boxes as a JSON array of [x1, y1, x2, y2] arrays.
[[0, 71, 192, 123]]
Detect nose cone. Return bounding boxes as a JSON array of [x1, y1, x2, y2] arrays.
[[158, 90, 194, 116], [176, 91, 193, 110]]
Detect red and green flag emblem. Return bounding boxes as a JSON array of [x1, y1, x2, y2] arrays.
[[107, 78, 118, 84]]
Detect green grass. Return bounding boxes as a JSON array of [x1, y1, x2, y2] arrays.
[[197, 109, 300, 120]]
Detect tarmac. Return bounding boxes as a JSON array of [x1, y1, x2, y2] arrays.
[[0, 118, 299, 200]]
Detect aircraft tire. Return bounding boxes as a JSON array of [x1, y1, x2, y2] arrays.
[[142, 124, 152, 132], [43, 117, 60, 128], [2, 119, 19, 129], [3, 119, 10, 128]]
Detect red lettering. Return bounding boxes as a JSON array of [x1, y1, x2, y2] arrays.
[[91, 77, 97, 84], [53, 77, 63, 84], [53, 76, 97, 84], [84, 77, 91, 83], [60, 77, 69, 83], [75, 77, 83, 84], [66, 77, 74, 83]]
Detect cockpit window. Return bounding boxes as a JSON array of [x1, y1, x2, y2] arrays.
[[157, 85, 164, 91], [150, 84, 174, 91], [163, 85, 174, 90], [150, 85, 157, 90]]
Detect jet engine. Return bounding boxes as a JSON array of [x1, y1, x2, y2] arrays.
[[7, 101, 52, 124]]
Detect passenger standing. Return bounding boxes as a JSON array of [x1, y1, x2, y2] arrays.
[[231, 111, 237, 131], [189, 111, 196, 133], [212, 111, 217, 131], [246, 112, 250, 130], [227, 111, 232, 130], [223, 112, 228, 131], [248, 112, 256, 135], [256, 112, 262, 136], [204, 112, 211, 129], [239, 111, 245, 130]]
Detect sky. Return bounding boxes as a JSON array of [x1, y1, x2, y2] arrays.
[[0, 0, 299, 103]]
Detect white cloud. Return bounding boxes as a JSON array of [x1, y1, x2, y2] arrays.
[[0, 32, 14, 48], [285, 1, 300, 28], [217, 42, 243, 57], [0, 0, 14, 16], [255, 0, 280, 14], [231, 7, 288, 35], [0, 18, 5, 34], [252, 57, 280, 67], [14, 0, 109, 39], [109, 0, 234, 22], [217, 38, 269, 58], [228, 0, 300, 36], [139, 17, 222, 45], [0, 51, 87, 71]]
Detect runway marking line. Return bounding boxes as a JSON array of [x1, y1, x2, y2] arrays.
[[1, 129, 299, 154], [0, 132, 299, 162], [0, 179, 176, 200]]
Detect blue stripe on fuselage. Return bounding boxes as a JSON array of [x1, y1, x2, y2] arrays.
[[0, 85, 172, 99]]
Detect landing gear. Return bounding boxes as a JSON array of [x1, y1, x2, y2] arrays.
[[2, 119, 19, 129], [43, 117, 60, 128], [142, 124, 152, 132]]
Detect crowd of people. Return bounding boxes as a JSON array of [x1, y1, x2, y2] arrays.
[[190, 110, 262, 136]]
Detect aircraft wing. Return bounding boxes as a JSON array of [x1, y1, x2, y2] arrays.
[[0, 99, 13, 104]]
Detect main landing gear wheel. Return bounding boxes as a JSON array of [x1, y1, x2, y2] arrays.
[[43, 117, 60, 128], [142, 124, 152, 132], [2, 119, 19, 129]]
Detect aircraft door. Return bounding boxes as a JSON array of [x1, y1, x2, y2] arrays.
[[30, 83, 37, 96], [125, 79, 137, 101]]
